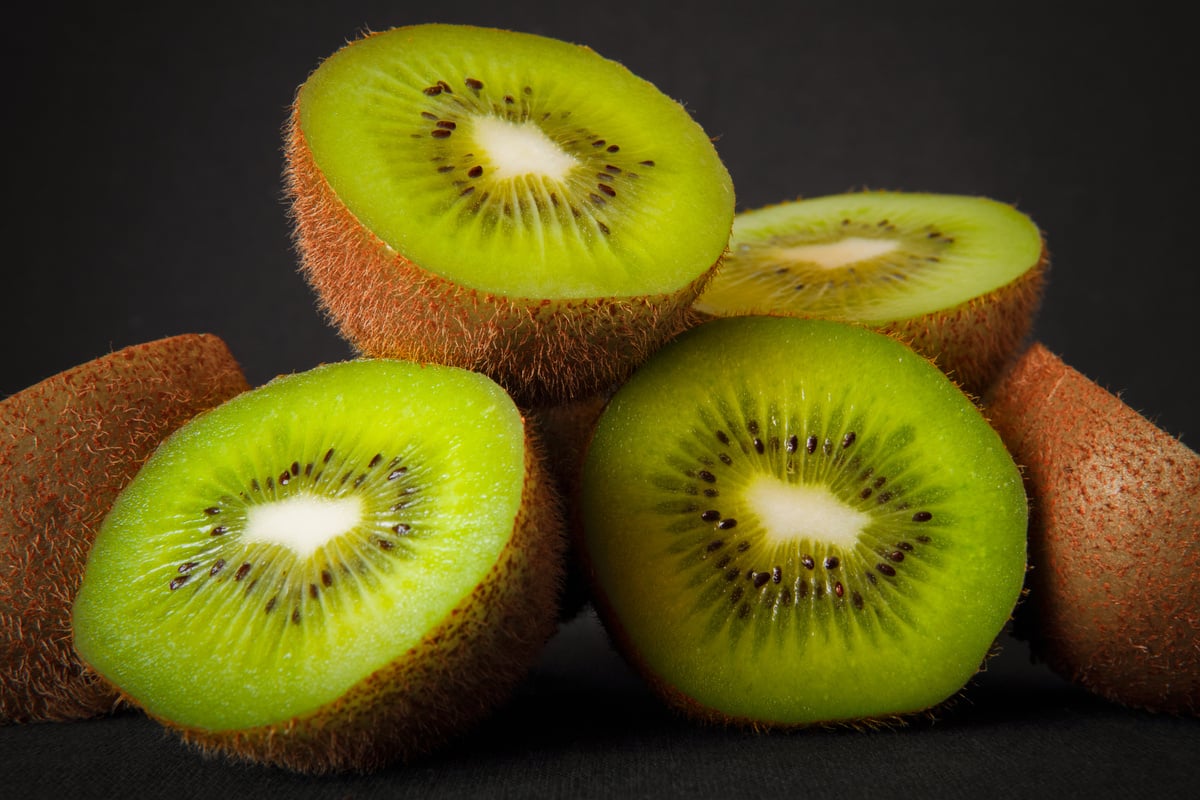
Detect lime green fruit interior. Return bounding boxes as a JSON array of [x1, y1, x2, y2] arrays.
[[694, 192, 1042, 323], [581, 317, 1027, 724], [298, 23, 734, 299], [71, 359, 527, 732]]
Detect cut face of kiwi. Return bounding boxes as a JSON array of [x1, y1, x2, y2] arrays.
[[579, 316, 1027, 726], [692, 192, 1047, 397], [985, 343, 1199, 716], [287, 23, 735, 405], [70, 359, 564, 773], [1, 334, 248, 725]]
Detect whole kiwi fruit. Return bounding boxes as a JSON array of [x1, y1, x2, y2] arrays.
[[985, 342, 1199, 715], [285, 23, 735, 407], [70, 358, 565, 773], [1, 334, 248, 724], [578, 315, 1028, 726]]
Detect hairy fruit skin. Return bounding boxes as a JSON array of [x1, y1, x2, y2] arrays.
[[986, 343, 1200, 715], [0, 334, 249, 724], [877, 251, 1047, 400], [284, 106, 723, 408]]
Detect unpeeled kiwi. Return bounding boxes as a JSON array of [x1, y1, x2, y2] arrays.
[[285, 23, 735, 406], [692, 191, 1047, 398], [985, 343, 1199, 715], [1, 334, 248, 724], [70, 358, 564, 773], [578, 316, 1028, 725]]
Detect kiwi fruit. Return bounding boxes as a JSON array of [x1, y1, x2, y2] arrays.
[[578, 316, 1028, 726], [285, 23, 735, 407], [692, 191, 1047, 398], [985, 342, 1199, 715], [1, 334, 248, 724], [70, 358, 564, 773]]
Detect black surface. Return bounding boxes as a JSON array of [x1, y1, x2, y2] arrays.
[[3, 2, 1198, 796]]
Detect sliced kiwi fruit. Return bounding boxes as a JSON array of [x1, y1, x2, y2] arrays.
[[579, 316, 1027, 726], [0, 334, 248, 725], [70, 359, 564, 773], [692, 192, 1047, 398], [286, 23, 735, 406], [986, 343, 1199, 715]]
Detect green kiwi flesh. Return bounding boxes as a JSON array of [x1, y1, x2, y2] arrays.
[[70, 359, 563, 772], [580, 316, 1027, 725], [287, 24, 734, 405], [693, 192, 1046, 396], [297, 24, 731, 298]]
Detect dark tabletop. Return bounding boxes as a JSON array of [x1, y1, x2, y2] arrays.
[[3, 2, 1197, 797]]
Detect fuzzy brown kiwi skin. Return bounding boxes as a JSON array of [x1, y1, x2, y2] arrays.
[[284, 104, 725, 409], [878, 245, 1047, 400], [0, 334, 249, 725], [528, 388, 616, 620], [121, 422, 565, 775], [985, 343, 1199, 716]]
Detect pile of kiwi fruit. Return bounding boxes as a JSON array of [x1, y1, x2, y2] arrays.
[[2, 21, 1195, 775]]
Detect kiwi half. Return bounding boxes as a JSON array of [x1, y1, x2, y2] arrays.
[[692, 192, 1047, 397], [286, 23, 735, 406], [985, 343, 1199, 715], [70, 359, 564, 773], [579, 316, 1027, 726], [1, 334, 248, 725]]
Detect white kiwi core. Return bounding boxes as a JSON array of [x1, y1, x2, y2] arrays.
[[473, 115, 578, 180], [745, 475, 871, 548], [771, 237, 900, 270], [243, 493, 364, 558]]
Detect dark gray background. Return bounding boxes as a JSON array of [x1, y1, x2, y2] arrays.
[[3, 2, 1197, 796]]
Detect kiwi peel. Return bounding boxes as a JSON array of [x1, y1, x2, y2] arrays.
[[693, 191, 1047, 398], [579, 316, 1028, 726], [286, 23, 735, 407], [1, 334, 249, 724], [985, 343, 1199, 715], [70, 359, 565, 773]]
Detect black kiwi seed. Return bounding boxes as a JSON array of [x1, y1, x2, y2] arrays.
[[912, 511, 933, 522], [210, 560, 225, 577], [806, 435, 818, 454]]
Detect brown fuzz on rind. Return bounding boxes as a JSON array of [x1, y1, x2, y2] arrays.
[[878, 248, 1047, 400], [284, 105, 721, 408], [1, 334, 249, 724], [529, 389, 614, 620], [985, 343, 1199, 715], [160, 424, 565, 774]]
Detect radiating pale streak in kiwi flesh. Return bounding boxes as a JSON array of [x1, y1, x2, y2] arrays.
[[742, 475, 872, 548], [768, 237, 900, 270], [243, 493, 365, 559], [472, 115, 579, 180]]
